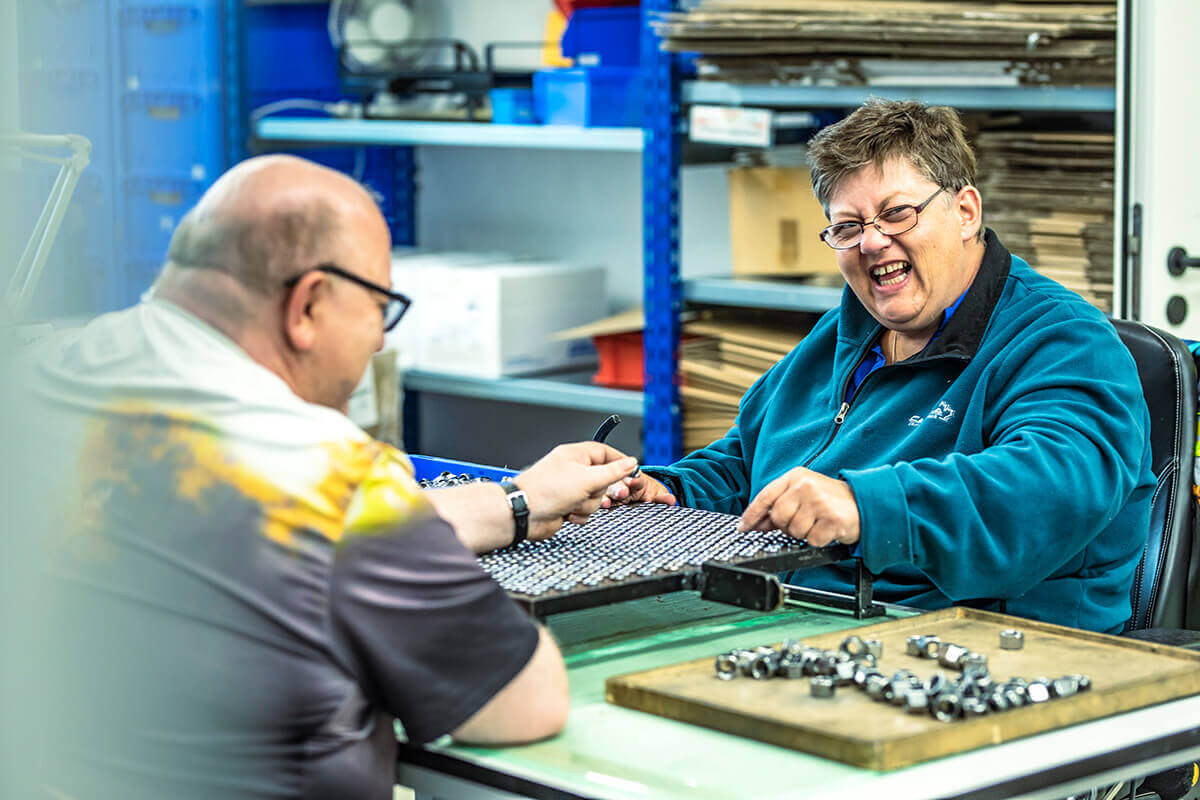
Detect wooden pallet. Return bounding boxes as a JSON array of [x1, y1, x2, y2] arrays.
[[606, 607, 1200, 770]]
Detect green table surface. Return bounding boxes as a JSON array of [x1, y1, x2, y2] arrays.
[[423, 593, 919, 800]]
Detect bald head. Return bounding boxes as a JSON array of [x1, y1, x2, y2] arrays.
[[162, 154, 384, 294], [151, 155, 394, 411]]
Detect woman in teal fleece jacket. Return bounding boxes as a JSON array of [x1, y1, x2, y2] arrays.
[[613, 100, 1153, 633]]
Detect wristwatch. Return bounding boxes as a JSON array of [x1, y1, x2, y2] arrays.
[[499, 479, 529, 545]]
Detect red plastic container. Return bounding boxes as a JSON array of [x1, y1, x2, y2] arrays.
[[554, 0, 639, 19], [591, 332, 644, 389]]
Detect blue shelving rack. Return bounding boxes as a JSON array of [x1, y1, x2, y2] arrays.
[[640, 0, 682, 465]]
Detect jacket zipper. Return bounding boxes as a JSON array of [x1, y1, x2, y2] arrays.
[[801, 336, 970, 469]]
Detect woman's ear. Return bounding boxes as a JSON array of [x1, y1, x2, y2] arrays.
[[956, 185, 984, 242]]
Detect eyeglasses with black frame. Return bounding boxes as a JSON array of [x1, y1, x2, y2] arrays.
[[283, 264, 412, 332], [818, 187, 947, 250]]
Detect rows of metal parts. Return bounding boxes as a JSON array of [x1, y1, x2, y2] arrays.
[[478, 503, 803, 596]]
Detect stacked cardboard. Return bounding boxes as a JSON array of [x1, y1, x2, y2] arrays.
[[655, 0, 1115, 86], [679, 314, 811, 452], [975, 125, 1114, 311]]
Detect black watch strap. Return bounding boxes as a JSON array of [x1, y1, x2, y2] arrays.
[[500, 479, 529, 545]]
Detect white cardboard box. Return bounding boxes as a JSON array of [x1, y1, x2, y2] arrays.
[[389, 252, 605, 377]]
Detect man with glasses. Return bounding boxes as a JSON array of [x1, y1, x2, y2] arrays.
[[24, 154, 639, 799], [612, 99, 1153, 634]]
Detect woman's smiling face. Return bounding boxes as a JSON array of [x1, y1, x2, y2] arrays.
[[828, 157, 982, 337]]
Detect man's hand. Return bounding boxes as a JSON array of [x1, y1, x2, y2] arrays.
[[738, 467, 861, 547], [514, 442, 640, 540], [602, 473, 676, 508]]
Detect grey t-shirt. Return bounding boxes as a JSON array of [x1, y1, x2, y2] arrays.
[[27, 300, 539, 799]]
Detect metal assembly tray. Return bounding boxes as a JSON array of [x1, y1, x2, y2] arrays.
[[478, 504, 879, 619]]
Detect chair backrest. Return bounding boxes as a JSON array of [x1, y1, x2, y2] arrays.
[[1112, 319, 1197, 631]]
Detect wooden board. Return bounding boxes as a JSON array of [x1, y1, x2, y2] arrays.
[[605, 607, 1200, 770]]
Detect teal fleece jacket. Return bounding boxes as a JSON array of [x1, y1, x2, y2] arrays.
[[653, 231, 1153, 633]]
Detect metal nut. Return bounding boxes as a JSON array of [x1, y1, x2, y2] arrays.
[[925, 672, 951, 698], [865, 673, 890, 701], [853, 652, 878, 669], [732, 649, 756, 676], [833, 659, 857, 686], [1051, 676, 1081, 698], [999, 629, 1025, 650], [1070, 674, 1092, 693], [918, 635, 942, 659], [931, 691, 963, 722], [906, 635, 924, 657], [939, 643, 971, 671], [781, 662, 806, 679], [749, 652, 778, 680], [904, 688, 929, 714], [854, 666, 883, 688], [987, 690, 1011, 712], [888, 680, 916, 706], [841, 635, 869, 658], [715, 653, 739, 680], [1026, 681, 1052, 703], [962, 697, 989, 718], [865, 639, 883, 659], [810, 676, 836, 698], [1002, 686, 1026, 708], [961, 652, 989, 680], [816, 650, 841, 676]]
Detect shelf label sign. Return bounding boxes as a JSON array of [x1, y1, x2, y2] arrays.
[[689, 104, 773, 148]]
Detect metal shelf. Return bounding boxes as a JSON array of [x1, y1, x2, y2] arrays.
[[684, 277, 842, 313], [683, 82, 1117, 112], [402, 369, 644, 416], [255, 117, 645, 151]]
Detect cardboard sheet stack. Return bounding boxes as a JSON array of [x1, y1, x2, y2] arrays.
[[679, 314, 810, 452], [975, 124, 1114, 312], [654, 0, 1115, 86]]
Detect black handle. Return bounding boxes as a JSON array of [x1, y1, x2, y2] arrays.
[[1167, 246, 1200, 276]]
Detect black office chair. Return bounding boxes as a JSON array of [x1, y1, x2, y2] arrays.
[[1112, 319, 1197, 632]]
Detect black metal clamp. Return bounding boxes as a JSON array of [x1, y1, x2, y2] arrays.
[[697, 557, 885, 619]]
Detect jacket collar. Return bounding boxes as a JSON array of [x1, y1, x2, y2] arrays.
[[837, 228, 1012, 363]]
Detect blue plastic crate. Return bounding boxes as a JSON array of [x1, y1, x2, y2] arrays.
[[489, 88, 536, 125], [121, 91, 224, 181], [17, 0, 112, 72], [561, 7, 641, 67], [534, 67, 642, 127], [245, 3, 342, 94], [18, 171, 121, 316], [118, 3, 223, 93], [123, 175, 205, 261], [409, 455, 516, 483], [19, 68, 117, 174]]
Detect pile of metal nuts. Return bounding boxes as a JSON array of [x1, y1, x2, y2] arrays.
[[418, 471, 493, 489], [714, 636, 884, 694], [714, 630, 1092, 723]]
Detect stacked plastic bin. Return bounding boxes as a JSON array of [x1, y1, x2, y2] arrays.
[[116, 1, 227, 304], [534, 6, 643, 127], [16, 0, 123, 315], [245, 3, 399, 237]]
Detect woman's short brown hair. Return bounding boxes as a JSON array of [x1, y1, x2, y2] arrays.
[[807, 99, 977, 214]]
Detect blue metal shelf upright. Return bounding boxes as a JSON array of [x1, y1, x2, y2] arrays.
[[640, 0, 682, 465]]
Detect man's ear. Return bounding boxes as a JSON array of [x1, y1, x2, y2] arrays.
[[283, 272, 326, 352], [955, 185, 984, 242]]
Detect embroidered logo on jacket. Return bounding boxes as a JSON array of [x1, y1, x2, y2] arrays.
[[909, 401, 956, 427]]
